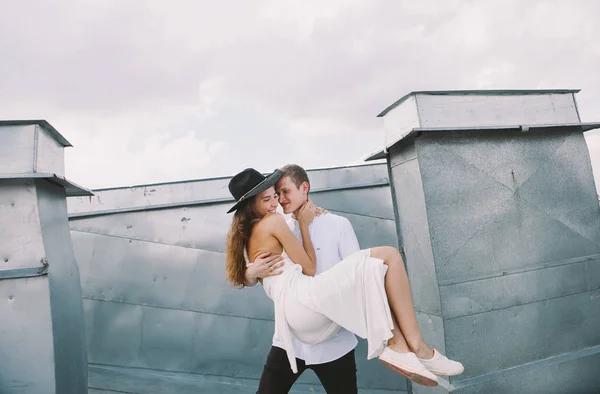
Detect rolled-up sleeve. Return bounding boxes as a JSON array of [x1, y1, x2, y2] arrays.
[[338, 217, 360, 259]]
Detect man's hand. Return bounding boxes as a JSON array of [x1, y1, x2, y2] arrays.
[[246, 252, 285, 285]]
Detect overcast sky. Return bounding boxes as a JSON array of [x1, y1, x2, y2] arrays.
[[1, 0, 599, 191]]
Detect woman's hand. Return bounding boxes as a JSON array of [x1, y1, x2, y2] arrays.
[[246, 252, 284, 283], [296, 200, 317, 228], [314, 204, 328, 216]]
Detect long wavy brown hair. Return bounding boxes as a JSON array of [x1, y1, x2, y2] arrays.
[[225, 200, 259, 287]]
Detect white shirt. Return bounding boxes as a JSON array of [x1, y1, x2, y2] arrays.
[[273, 211, 360, 365]]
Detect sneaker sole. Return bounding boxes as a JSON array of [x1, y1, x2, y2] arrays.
[[379, 359, 438, 387], [426, 367, 464, 376]]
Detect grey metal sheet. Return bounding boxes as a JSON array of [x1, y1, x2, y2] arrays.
[[517, 131, 600, 244], [66, 164, 389, 216], [302, 164, 389, 193], [453, 348, 600, 394], [0, 276, 56, 394], [382, 94, 421, 151], [0, 120, 72, 146], [444, 289, 600, 381], [411, 313, 448, 394], [87, 364, 407, 394], [420, 130, 568, 192], [364, 150, 387, 161], [416, 94, 581, 129], [0, 124, 36, 174], [83, 299, 408, 392], [389, 142, 417, 169], [83, 299, 144, 368], [0, 123, 71, 177], [40, 175, 93, 197], [83, 299, 278, 378], [0, 179, 47, 271], [68, 177, 233, 217], [0, 174, 92, 197], [66, 162, 403, 392], [35, 124, 66, 176], [416, 133, 600, 285], [441, 195, 600, 285], [72, 231, 273, 320], [328, 211, 398, 249], [36, 180, 88, 394], [70, 202, 397, 257], [440, 255, 600, 319], [70, 203, 233, 254], [377, 89, 581, 117], [389, 156, 442, 316], [365, 123, 600, 161], [310, 186, 394, 220]]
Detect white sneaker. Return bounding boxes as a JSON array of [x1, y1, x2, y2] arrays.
[[378, 347, 438, 387], [418, 349, 464, 376]]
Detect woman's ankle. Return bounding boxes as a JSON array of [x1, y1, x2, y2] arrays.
[[387, 339, 410, 354], [408, 339, 434, 359]]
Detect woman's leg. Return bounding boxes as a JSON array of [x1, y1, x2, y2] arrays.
[[387, 313, 410, 353], [370, 246, 434, 359]]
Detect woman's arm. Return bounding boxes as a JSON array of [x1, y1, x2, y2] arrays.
[[295, 201, 318, 272], [266, 213, 317, 276]]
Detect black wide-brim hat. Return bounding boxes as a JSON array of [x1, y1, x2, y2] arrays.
[[227, 168, 282, 213]]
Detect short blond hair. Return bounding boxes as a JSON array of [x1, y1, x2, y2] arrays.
[[280, 164, 310, 192]]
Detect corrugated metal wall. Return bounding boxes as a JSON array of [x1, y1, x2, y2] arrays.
[[67, 163, 409, 394], [389, 130, 600, 394]]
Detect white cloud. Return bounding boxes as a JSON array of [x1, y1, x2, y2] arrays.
[[0, 0, 599, 190]]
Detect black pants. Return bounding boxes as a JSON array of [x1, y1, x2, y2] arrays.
[[256, 346, 358, 394]]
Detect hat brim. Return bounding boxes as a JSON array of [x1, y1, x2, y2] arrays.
[[227, 169, 283, 213]]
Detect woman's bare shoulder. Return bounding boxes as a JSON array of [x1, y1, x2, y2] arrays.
[[254, 213, 286, 231]]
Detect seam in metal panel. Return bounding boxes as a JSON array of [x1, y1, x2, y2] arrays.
[[430, 138, 599, 272], [439, 253, 600, 287], [444, 286, 600, 321], [390, 156, 417, 169], [449, 344, 600, 390], [83, 297, 274, 322], [324, 208, 395, 221], [572, 92, 582, 123], [0, 266, 48, 280], [90, 163, 388, 192], [414, 309, 443, 318], [68, 182, 390, 219], [88, 363, 256, 381], [87, 386, 133, 394], [386, 162, 403, 251], [88, 363, 265, 386], [69, 229, 224, 254], [414, 94, 423, 128], [512, 132, 569, 194], [33, 124, 39, 173], [87, 363, 406, 393], [413, 139, 447, 344]]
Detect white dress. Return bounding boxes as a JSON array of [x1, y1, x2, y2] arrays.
[[259, 248, 395, 373]]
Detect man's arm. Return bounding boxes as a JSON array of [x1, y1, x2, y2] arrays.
[[243, 252, 284, 287], [338, 217, 360, 259]]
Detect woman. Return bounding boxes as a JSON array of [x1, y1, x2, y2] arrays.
[[225, 168, 463, 387]]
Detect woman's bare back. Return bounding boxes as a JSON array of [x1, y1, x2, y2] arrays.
[[247, 214, 285, 263]]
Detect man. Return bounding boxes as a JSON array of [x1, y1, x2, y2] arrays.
[[246, 164, 361, 394]]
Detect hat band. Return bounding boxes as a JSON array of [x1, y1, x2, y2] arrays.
[[236, 180, 265, 202]]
